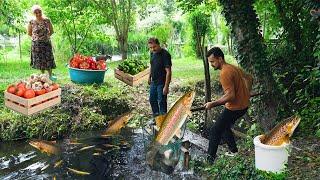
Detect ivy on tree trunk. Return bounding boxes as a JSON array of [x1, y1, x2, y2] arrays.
[[218, 0, 282, 131]]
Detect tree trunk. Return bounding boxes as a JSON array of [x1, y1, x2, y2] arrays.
[[119, 36, 128, 60], [203, 46, 211, 130], [19, 31, 22, 61], [219, 0, 282, 131]]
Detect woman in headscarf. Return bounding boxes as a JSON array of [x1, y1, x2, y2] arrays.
[[27, 5, 56, 80]]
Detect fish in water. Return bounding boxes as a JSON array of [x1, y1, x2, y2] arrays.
[[67, 167, 91, 175], [146, 91, 195, 166], [260, 115, 301, 146], [54, 160, 63, 168], [29, 140, 60, 155], [41, 164, 50, 171], [102, 144, 120, 149], [77, 145, 95, 152], [101, 112, 134, 137]]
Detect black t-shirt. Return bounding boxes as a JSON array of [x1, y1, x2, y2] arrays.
[[150, 48, 172, 85]]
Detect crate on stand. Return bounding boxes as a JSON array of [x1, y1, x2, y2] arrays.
[[114, 68, 150, 86]]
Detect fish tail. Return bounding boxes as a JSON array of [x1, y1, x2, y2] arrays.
[[155, 115, 166, 130]]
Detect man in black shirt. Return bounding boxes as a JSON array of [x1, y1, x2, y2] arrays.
[[147, 37, 172, 117]]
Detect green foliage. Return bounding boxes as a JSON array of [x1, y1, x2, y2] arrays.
[[0, 0, 25, 34], [316, 129, 320, 138], [71, 107, 106, 132], [46, 0, 103, 54], [0, 108, 71, 140], [128, 31, 149, 54], [149, 22, 173, 45], [188, 6, 211, 58], [298, 97, 320, 136], [254, 0, 282, 40], [265, 0, 319, 134], [117, 58, 148, 75], [193, 153, 288, 179], [177, 0, 219, 13]]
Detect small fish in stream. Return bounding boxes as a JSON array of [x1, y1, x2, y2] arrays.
[[54, 160, 63, 168], [260, 115, 301, 146], [29, 140, 60, 155], [102, 144, 120, 149], [41, 164, 50, 171], [93, 152, 102, 156], [146, 91, 195, 166], [101, 112, 134, 137], [77, 145, 95, 152], [67, 167, 91, 175]]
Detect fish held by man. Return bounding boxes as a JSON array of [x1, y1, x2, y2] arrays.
[[29, 140, 60, 155], [146, 91, 195, 166], [101, 112, 134, 137], [260, 115, 301, 146]]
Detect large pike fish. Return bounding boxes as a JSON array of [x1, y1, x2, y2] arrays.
[[29, 140, 60, 155], [146, 91, 195, 165], [260, 115, 300, 146], [101, 112, 134, 137]]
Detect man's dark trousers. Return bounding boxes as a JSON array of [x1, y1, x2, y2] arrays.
[[208, 107, 248, 159], [149, 82, 167, 116]]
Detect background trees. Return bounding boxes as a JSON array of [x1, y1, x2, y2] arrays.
[[0, 0, 318, 135]]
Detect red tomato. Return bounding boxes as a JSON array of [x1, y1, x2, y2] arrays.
[[96, 60, 106, 70], [15, 87, 26, 97], [79, 61, 90, 69], [70, 59, 79, 68], [35, 89, 46, 96], [7, 85, 17, 94], [90, 62, 97, 70], [74, 54, 84, 64], [17, 82, 26, 89], [24, 89, 36, 99], [51, 84, 60, 90], [86, 57, 94, 64]]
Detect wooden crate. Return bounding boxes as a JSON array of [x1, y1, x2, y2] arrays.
[[114, 67, 150, 86], [4, 88, 61, 115]]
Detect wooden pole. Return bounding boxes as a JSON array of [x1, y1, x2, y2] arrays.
[[19, 31, 22, 61], [202, 46, 211, 131]]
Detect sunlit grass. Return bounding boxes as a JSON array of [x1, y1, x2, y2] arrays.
[[0, 51, 236, 91]]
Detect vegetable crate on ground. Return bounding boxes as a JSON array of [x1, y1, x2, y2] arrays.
[[114, 67, 150, 86], [4, 88, 61, 115]]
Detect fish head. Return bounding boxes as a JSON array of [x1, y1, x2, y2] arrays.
[[285, 116, 301, 137], [29, 140, 41, 149], [182, 91, 196, 107], [122, 111, 134, 125]]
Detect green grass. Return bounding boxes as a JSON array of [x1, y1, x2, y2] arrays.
[[173, 55, 236, 85]]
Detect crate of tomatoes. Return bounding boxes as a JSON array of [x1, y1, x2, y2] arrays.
[[4, 74, 61, 115], [68, 54, 107, 84]]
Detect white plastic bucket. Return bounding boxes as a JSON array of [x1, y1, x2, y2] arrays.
[[253, 135, 291, 173]]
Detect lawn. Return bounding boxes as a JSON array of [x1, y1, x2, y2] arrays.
[[0, 53, 236, 90]]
